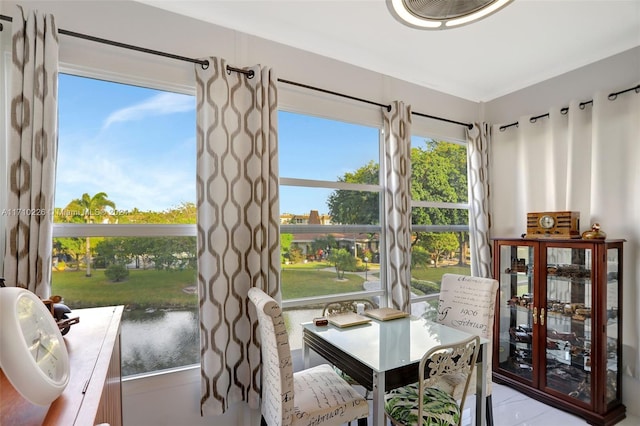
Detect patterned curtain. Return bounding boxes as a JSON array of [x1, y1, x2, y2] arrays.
[[195, 57, 280, 415], [3, 7, 59, 298], [382, 101, 412, 312], [466, 123, 493, 278]]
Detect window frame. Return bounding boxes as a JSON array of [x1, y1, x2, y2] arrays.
[[278, 107, 387, 308], [53, 69, 199, 377], [52, 64, 475, 368], [408, 132, 471, 307]]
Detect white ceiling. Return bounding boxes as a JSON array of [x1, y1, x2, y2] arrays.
[[136, 0, 640, 102]]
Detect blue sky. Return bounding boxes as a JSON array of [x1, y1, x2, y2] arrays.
[[57, 74, 380, 215], [57, 74, 195, 213]]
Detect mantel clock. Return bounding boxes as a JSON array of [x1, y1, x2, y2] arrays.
[[526, 211, 580, 239]]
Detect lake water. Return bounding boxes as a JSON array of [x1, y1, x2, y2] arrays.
[[119, 307, 320, 376], [120, 308, 200, 376], [120, 301, 432, 377]]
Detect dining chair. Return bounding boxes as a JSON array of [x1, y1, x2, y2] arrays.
[[248, 287, 369, 426], [322, 299, 379, 399], [322, 299, 379, 317], [384, 335, 481, 426], [436, 274, 499, 426]]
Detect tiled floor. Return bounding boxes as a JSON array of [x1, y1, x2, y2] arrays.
[[292, 348, 639, 426], [460, 382, 639, 426]]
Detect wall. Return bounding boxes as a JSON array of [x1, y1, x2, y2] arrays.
[[485, 46, 640, 125], [0, 1, 475, 424], [2, 0, 638, 423], [484, 47, 640, 416], [122, 366, 259, 426]]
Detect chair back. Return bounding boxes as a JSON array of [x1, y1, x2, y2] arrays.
[[322, 299, 378, 316], [248, 287, 294, 426], [437, 274, 499, 394], [418, 335, 480, 424]]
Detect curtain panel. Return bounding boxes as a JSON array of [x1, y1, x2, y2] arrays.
[[3, 7, 58, 297], [195, 57, 280, 416], [466, 122, 493, 278], [382, 101, 412, 312], [490, 87, 640, 398]]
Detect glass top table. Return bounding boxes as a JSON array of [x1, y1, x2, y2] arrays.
[[302, 315, 488, 426]]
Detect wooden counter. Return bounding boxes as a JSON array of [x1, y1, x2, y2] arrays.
[[1, 305, 124, 426]]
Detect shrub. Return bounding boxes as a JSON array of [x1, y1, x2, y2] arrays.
[[411, 279, 440, 295], [288, 246, 304, 264], [105, 263, 129, 282]]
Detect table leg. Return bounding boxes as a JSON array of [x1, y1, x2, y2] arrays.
[[475, 342, 488, 426], [303, 339, 310, 369], [372, 371, 386, 426]]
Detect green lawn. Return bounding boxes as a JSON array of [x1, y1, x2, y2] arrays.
[[410, 265, 471, 282], [52, 266, 365, 308], [52, 262, 469, 309], [280, 269, 364, 299], [52, 269, 198, 309]]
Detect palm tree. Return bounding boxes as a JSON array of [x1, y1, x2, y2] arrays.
[[65, 192, 116, 277]]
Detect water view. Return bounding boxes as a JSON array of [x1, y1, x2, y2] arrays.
[[118, 302, 434, 377], [119, 307, 321, 377], [120, 308, 199, 377]]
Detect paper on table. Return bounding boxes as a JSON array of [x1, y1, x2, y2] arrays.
[[364, 307, 409, 321], [327, 312, 372, 328]]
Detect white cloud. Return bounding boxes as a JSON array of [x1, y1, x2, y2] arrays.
[[102, 92, 194, 130], [55, 141, 195, 212]]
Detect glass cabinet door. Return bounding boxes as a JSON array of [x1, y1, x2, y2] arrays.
[[496, 243, 535, 384], [605, 247, 620, 407], [543, 246, 592, 404], [493, 238, 625, 423]]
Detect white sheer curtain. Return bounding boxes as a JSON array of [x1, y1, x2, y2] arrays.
[[490, 86, 640, 405], [3, 7, 58, 297], [195, 57, 280, 416]]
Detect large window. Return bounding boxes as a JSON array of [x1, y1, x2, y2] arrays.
[[409, 132, 471, 318], [53, 73, 197, 377], [53, 73, 472, 371], [278, 110, 384, 349]]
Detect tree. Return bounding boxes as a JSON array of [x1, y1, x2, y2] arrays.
[[280, 233, 294, 263], [411, 140, 469, 266], [327, 140, 469, 266], [64, 192, 116, 277], [327, 161, 379, 225], [311, 235, 337, 260], [329, 248, 357, 279], [415, 232, 459, 267], [116, 202, 196, 224], [146, 236, 196, 270], [52, 237, 84, 270]]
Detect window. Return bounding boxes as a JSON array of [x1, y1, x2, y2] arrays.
[[53, 72, 472, 369], [409, 133, 471, 318], [53, 73, 197, 377], [278, 110, 384, 349]]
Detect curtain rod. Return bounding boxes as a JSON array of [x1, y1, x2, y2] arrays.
[[0, 14, 248, 76], [0, 13, 472, 130], [499, 84, 640, 132]]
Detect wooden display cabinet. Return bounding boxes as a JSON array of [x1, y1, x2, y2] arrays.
[[492, 238, 625, 426]]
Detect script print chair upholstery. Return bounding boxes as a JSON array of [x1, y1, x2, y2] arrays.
[[384, 335, 480, 426], [436, 274, 499, 426], [248, 288, 369, 426]]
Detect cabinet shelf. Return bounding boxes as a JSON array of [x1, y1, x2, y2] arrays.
[[492, 237, 626, 426]]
